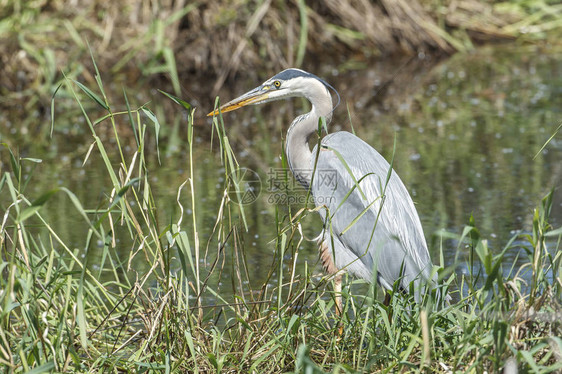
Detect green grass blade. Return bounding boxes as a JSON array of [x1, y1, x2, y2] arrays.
[[72, 80, 109, 110]]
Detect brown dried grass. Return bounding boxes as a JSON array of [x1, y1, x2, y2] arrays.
[[0, 0, 558, 114]]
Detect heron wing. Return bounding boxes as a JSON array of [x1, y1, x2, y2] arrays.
[[311, 131, 434, 296]]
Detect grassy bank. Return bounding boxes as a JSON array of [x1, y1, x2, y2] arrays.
[[1, 64, 561, 372], [1, 0, 562, 120]]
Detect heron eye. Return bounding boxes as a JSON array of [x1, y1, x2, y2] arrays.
[[273, 80, 281, 88]]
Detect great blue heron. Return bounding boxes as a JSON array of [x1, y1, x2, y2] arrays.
[[208, 68, 442, 313]]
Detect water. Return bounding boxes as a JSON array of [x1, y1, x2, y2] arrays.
[[2, 45, 561, 293]]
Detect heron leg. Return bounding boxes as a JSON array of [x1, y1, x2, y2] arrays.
[[318, 239, 344, 335], [318, 239, 342, 314], [334, 273, 344, 336], [383, 292, 393, 321], [334, 273, 343, 316], [383, 292, 391, 307]]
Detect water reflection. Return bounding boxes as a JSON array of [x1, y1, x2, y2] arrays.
[[3, 45, 560, 295]]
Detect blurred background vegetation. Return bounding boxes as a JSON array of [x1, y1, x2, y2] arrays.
[[1, 0, 561, 121]]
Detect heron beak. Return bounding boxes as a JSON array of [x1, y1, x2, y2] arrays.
[[207, 86, 270, 116]]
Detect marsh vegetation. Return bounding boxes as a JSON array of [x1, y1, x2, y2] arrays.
[[1, 0, 562, 372]]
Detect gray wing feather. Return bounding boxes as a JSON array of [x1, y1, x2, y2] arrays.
[[311, 132, 435, 300]]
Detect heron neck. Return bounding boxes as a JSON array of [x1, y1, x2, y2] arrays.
[[286, 85, 333, 189]]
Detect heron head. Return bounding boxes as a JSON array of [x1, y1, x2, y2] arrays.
[[207, 68, 330, 116]]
